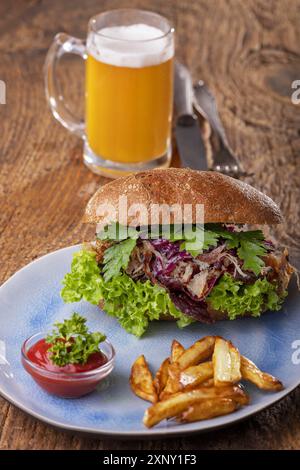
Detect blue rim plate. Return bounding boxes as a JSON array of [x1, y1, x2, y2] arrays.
[[0, 245, 299, 438]]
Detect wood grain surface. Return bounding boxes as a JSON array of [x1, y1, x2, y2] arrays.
[[0, 0, 300, 450]]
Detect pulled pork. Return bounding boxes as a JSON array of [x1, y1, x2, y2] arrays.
[[94, 237, 294, 323], [127, 239, 293, 322]]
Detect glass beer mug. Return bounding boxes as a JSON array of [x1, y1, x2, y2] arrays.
[[45, 9, 174, 178]]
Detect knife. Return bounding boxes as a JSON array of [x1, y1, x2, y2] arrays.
[[174, 62, 207, 170]]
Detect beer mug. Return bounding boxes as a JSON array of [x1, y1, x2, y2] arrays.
[[45, 9, 174, 177]]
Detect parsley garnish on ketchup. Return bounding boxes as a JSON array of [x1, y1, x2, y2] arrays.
[[28, 313, 107, 372], [22, 313, 114, 397], [46, 313, 106, 368]]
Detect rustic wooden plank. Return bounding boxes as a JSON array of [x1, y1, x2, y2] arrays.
[[0, 0, 300, 450]]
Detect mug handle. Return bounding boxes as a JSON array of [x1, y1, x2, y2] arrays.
[[44, 33, 87, 138]]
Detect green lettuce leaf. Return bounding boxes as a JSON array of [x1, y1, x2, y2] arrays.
[[61, 249, 193, 337], [100, 273, 193, 336], [207, 273, 285, 320], [61, 250, 103, 305]]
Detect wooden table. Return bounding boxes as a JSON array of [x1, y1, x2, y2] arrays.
[[1, 0, 300, 450]]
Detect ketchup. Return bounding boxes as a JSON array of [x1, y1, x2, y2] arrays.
[[27, 338, 107, 373], [22, 338, 109, 398]]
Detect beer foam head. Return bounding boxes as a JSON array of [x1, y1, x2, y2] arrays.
[[87, 23, 174, 68]]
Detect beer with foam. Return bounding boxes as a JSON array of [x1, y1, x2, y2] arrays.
[[86, 24, 174, 164], [45, 10, 174, 176]]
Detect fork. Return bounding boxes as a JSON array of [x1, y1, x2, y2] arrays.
[[193, 80, 251, 178]]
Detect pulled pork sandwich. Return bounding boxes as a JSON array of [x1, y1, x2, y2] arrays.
[[61, 168, 295, 337]]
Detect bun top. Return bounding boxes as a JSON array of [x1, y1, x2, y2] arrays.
[[83, 168, 283, 225]]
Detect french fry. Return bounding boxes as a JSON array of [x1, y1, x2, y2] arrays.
[[178, 398, 239, 423], [130, 355, 158, 403], [176, 336, 216, 370], [159, 341, 185, 398], [144, 388, 205, 428], [241, 356, 283, 391], [180, 361, 213, 389], [171, 340, 185, 363], [143, 384, 249, 428], [153, 357, 170, 396], [213, 338, 241, 386], [159, 363, 182, 400]]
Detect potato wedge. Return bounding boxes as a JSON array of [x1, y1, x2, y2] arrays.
[[130, 355, 158, 403], [143, 384, 249, 427], [180, 361, 213, 389], [241, 356, 283, 391], [159, 363, 182, 400], [153, 357, 170, 396], [144, 389, 204, 428], [159, 340, 185, 399], [178, 398, 238, 423], [176, 336, 216, 370], [213, 338, 241, 386], [171, 340, 185, 363]]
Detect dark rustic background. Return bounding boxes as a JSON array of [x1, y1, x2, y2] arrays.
[[1, 0, 300, 450]]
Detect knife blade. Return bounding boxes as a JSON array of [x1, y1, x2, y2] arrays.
[[174, 62, 207, 170]]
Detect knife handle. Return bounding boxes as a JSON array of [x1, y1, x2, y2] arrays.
[[174, 61, 196, 125]]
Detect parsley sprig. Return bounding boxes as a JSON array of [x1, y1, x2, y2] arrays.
[[97, 222, 268, 278], [97, 223, 138, 281], [178, 226, 219, 256], [206, 225, 267, 275], [103, 238, 137, 281], [45, 313, 106, 367]]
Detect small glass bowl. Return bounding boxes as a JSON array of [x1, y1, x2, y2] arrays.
[[21, 332, 115, 398]]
